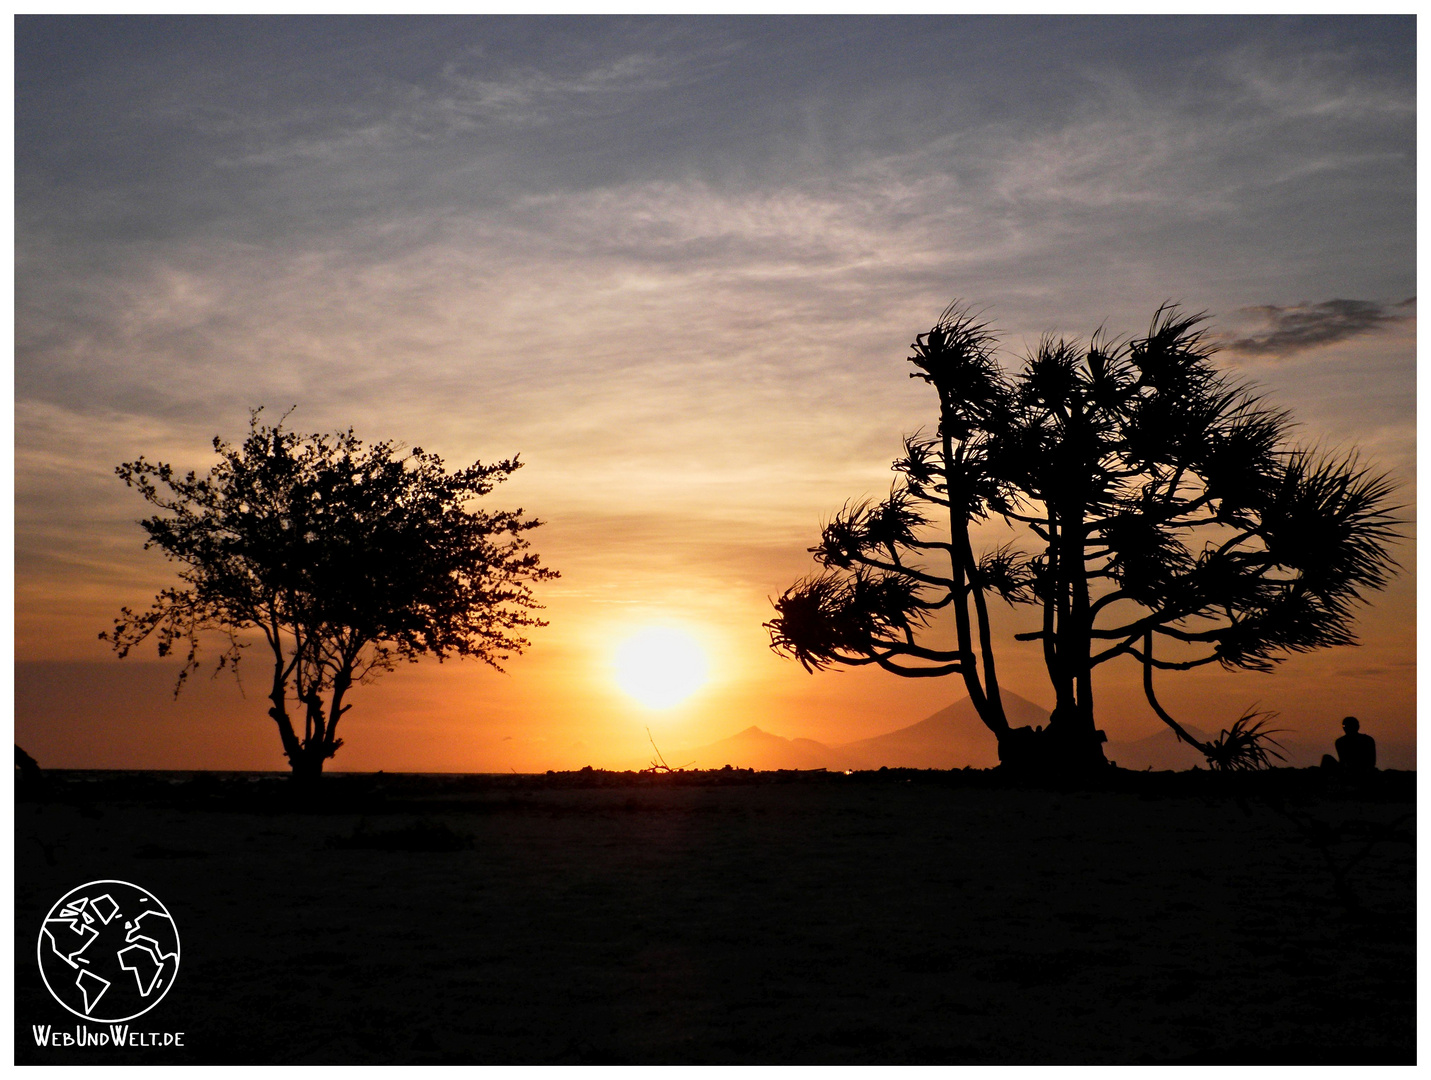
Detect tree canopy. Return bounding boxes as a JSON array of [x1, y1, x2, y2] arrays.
[[767, 303, 1400, 772], [105, 412, 558, 778]]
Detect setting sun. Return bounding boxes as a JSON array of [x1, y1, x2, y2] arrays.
[[612, 626, 710, 710]]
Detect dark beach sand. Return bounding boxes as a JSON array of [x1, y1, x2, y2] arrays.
[[15, 768, 1414, 1064]]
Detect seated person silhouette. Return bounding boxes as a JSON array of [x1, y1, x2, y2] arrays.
[[1320, 716, 1376, 774]]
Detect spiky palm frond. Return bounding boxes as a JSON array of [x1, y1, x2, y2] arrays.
[[1181, 448, 1405, 671], [1099, 508, 1197, 607], [1203, 710, 1286, 772], [975, 544, 1036, 605], [1083, 329, 1135, 410], [812, 491, 933, 569], [1259, 448, 1402, 597], [1121, 374, 1261, 474], [813, 501, 874, 570], [907, 302, 1010, 437], [943, 438, 1012, 521], [1213, 586, 1362, 671], [1020, 336, 1084, 414], [765, 569, 927, 672], [864, 487, 932, 551], [892, 433, 939, 488], [1196, 400, 1291, 523], [1128, 303, 1218, 393]]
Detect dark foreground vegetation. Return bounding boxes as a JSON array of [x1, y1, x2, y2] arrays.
[[16, 768, 1413, 1064]]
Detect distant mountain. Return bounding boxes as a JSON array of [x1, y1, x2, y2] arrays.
[[1103, 721, 1332, 771], [676, 726, 858, 771], [1102, 723, 1214, 772], [679, 692, 1054, 771], [834, 691, 1052, 770]]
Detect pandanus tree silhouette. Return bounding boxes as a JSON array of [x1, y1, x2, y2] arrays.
[[767, 302, 1400, 772], [104, 411, 557, 781]]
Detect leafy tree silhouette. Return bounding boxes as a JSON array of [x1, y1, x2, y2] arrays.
[[104, 411, 558, 781], [767, 302, 1400, 773]]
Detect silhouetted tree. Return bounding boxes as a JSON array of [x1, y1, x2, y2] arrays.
[[767, 303, 1399, 772], [105, 411, 558, 780]]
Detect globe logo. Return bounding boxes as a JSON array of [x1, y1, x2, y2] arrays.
[[37, 880, 180, 1023]]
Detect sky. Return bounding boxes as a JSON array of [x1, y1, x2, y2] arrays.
[[14, 15, 1417, 772]]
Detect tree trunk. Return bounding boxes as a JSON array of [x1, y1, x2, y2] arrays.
[[939, 415, 1006, 735], [286, 679, 349, 784], [288, 744, 329, 784], [996, 719, 1109, 775], [268, 666, 304, 767]]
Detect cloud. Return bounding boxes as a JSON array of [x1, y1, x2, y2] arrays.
[[1216, 38, 1416, 124], [200, 51, 706, 169], [1222, 298, 1413, 357]]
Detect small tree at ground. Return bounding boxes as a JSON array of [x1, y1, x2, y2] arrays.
[[105, 411, 558, 780], [767, 302, 1400, 773]]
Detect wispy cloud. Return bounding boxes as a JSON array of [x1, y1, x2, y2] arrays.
[[431, 52, 690, 126], [198, 51, 705, 168], [1217, 39, 1416, 123], [1222, 298, 1414, 357]]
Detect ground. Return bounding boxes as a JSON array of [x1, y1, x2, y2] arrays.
[[14, 768, 1415, 1064]]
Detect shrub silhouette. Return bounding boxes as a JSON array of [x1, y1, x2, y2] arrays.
[[104, 410, 557, 781]]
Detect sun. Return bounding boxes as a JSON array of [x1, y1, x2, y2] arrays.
[[611, 626, 710, 710]]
